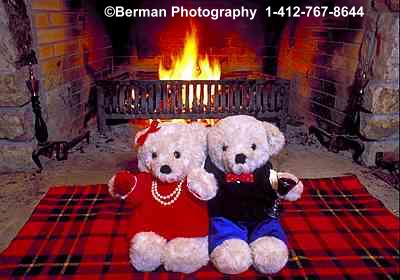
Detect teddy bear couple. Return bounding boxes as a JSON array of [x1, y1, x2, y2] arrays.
[[108, 115, 303, 275]]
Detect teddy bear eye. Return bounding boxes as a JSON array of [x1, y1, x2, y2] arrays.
[[222, 145, 228, 152], [152, 152, 157, 159], [251, 143, 257, 150], [174, 151, 181, 159]]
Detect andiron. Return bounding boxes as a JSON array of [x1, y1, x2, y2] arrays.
[[25, 51, 90, 172]]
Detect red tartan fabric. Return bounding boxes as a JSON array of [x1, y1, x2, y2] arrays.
[[0, 175, 399, 279]]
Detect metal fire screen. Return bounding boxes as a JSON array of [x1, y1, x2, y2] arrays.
[[96, 78, 291, 131]]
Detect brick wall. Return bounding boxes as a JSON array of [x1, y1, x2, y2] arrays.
[[278, 0, 366, 134], [112, 9, 267, 77], [31, 0, 113, 141], [120, 30, 265, 79], [277, 0, 399, 166]]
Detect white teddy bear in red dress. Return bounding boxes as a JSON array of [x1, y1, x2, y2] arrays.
[[108, 121, 217, 273]]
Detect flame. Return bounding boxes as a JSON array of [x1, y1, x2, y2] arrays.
[[159, 28, 221, 80], [149, 27, 221, 126]]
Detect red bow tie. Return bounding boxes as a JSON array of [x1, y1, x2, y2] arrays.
[[225, 173, 254, 183]]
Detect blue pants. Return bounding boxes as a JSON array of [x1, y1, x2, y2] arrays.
[[209, 217, 287, 253]]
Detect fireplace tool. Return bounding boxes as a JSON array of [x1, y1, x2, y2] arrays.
[[307, 68, 367, 164], [24, 50, 90, 172]]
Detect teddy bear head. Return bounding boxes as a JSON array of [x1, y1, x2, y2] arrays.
[[134, 122, 208, 183], [208, 115, 285, 175]]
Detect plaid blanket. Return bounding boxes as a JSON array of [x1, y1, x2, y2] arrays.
[[0, 175, 399, 279]]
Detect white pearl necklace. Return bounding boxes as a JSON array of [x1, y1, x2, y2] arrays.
[[151, 179, 184, 206]]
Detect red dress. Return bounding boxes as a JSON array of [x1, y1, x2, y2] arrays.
[[112, 171, 209, 240]]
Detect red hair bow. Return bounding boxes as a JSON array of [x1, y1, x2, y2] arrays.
[[136, 120, 160, 146]]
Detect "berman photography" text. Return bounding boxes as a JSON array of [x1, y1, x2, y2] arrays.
[[104, 6, 258, 20]]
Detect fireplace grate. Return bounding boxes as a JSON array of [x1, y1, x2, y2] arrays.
[[96, 78, 291, 131]]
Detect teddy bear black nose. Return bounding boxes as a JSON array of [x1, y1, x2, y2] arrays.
[[235, 153, 247, 164], [160, 165, 172, 174]]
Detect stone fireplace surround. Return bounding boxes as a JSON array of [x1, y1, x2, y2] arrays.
[[0, 0, 398, 173]]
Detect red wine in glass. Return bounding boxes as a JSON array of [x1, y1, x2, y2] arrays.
[[277, 177, 298, 196], [268, 177, 298, 219]]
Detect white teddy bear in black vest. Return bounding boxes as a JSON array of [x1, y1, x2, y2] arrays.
[[206, 115, 303, 275]]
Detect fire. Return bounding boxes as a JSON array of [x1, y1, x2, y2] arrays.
[[156, 26, 221, 125], [130, 26, 221, 127], [159, 28, 221, 80]]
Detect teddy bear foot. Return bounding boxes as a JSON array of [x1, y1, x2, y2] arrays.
[[129, 232, 166, 271], [210, 239, 252, 275], [250, 236, 288, 274], [163, 236, 209, 273]]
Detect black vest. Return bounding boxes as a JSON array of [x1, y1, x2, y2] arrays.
[[205, 157, 277, 222]]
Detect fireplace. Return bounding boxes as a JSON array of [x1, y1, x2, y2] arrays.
[[96, 78, 290, 132], [0, 0, 398, 173]]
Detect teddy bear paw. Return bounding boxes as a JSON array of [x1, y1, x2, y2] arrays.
[[163, 237, 209, 273], [250, 236, 288, 274], [284, 180, 304, 201], [210, 239, 252, 274], [277, 172, 304, 201], [187, 168, 218, 201], [129, 232, 166, 271], [108, 171, 137, 199]]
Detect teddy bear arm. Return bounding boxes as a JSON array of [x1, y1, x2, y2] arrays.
[[187, 168, 218, 201]]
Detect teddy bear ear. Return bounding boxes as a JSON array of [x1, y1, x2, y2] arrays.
[[262, 122, 285, 155], [188, 123, 208, 143]]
